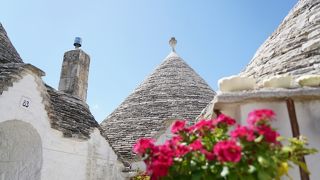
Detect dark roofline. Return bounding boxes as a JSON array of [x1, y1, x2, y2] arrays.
[[0, 23, 23, 64]]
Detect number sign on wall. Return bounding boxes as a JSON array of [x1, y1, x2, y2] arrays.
[[20, 96, 31, 109]]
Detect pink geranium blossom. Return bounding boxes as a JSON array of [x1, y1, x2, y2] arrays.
[[214, 140, 242, 163], [171, 120, 186, 134], [175, 144, 190, 157], [257, 125, 280, 144], [148, 144, 174, 179], [133, 109, 315, 180], [170, 135, 183, 144], [247, 109, 275, 126], [230, 125, 255, 142], [133, 138, 155, 155], [190, 139, 203, 151], [192, 119, 214, 131], [213, 114, 236, 126], [200, 149, 215, 161]]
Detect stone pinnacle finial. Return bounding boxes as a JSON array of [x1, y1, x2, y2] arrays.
[[169, 37, 177, 52]]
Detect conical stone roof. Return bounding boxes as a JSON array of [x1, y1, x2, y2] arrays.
[[0, 23, 23, 64], [241, 0, 320, 81], [101, 44, 215, 161]]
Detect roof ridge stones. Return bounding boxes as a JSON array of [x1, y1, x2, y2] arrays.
[[241, 0, 320, 81], [101, 50, 215, 161], [0, 23, 23, 64]]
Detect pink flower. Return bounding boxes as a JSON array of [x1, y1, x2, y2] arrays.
[[175, 144, 190, 157], [214, 140, 242, 163], [190, 139, 203, 151], [257, 125, 280, 144], [148, 156, 172, 178], [193, 119, 214, 131], [171, 135, 183, 144], [171, 120, 186, 134], [148, 144, 174, 179], [230, 125, 255, 142], [247, 109, 275, 126], [213, 114, 236, 126], [200, 149, 215, 161], [133, 138, 155, 155]]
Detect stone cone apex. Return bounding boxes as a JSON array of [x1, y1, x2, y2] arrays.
[[100, 44, 215, 161], [241, 0, 320, 81], [0, 23, 23, 64]]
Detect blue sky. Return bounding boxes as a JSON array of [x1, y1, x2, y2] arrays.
[[1, 0, 297, 122]]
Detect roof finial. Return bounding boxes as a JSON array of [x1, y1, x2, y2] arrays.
[[74, 37, 82, 49], [169, 37, 177, 52]]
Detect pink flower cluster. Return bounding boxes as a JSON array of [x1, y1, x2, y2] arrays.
[[133, 109, 281, 179], [230, 109, 279, 144], [214, 140, 242, 162], [247, 109, 275, 127]]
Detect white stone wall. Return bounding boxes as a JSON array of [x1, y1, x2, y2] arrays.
[[294, 100, 320, 180], [0, 73, 124, 180], [224, 100, 320, 180]]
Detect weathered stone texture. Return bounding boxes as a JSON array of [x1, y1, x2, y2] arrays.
[[0, 23, 98, 140], [0, 63, 25, 94], [58, 49, 90, 101], [0, 23, 23, 64], [100, 52, 215, 161], [46, 85, 99, 139], [0, 63, 44, 95], [241, 0, 320, 82], [0, 63, 99, 140]]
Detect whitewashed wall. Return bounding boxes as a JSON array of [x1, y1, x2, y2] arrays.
[[0, 73, 125, 180], [294, 100, 320, 180], [0, 120, 42, 180], [220, 100, 320, 180]]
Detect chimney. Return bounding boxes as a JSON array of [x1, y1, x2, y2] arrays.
[[58, 37, 90, 101]]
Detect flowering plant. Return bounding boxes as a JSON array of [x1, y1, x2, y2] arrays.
[[133, 109, 317, 180]]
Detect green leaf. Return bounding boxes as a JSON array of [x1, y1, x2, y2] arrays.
[[191, 171, 202, 180], [292, 159, 310, 174], [228, 173, 238, 180], [258, 171, 272, 180], [281, 146, 293, 153], [244, 175, 256, 180], [258, 156, 269, 167]]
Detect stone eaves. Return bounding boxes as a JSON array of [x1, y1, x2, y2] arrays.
[[214, 87, 320, 105], [0, 63, 44, 95]]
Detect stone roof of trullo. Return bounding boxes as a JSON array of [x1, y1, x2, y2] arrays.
[[0, 23, 99, 140], [45, 85, 100, 139], [0, 23, 23, 64], [240, 0, 320, 81], [0, 63, 37, 95], [100, 51, 216, 162], [0, 63, 99, 140]]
